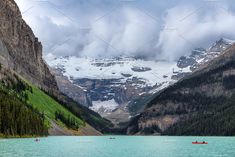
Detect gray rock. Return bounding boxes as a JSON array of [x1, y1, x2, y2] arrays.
[[0, 0, 58, 95]]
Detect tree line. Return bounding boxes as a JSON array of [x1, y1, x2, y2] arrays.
[[55, 111, 79, 130]]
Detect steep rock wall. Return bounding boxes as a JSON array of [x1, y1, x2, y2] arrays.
[[0, 0, 58, 94]]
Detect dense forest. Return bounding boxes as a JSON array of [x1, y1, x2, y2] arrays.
[[162, 60, 235, 135], [127, 59, 235, 135], [162, 93, 235, 135], [0, 91, 48, 137], [0, 71, 48, 137], [55, 111, 79, 130]]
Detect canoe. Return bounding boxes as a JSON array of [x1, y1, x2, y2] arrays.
[[192, 142, 208, 144]]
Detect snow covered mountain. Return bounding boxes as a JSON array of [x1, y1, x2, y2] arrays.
[[47, 38, 234, 125], [177, 38, 235, 71]]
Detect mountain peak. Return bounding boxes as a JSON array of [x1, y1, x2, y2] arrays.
[[177, 38, 234, 70], [218, 37, 235, 44], [209, 37, 234, 53]]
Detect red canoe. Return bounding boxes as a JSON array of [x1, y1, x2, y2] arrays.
[[192, 142, 208, 144]]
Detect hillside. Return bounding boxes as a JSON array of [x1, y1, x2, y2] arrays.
[[0, 0, 112, 136], [0, 65, 102, 136], [127, 44, 235, 135]]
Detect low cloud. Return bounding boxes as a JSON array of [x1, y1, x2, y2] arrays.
[[15, 0, 235, 61], [157, 4, 235, 60]]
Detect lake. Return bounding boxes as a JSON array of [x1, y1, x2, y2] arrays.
[[0, 136, 235, 157]]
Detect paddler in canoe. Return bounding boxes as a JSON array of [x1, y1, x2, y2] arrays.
[[192, 141, 208, 144]]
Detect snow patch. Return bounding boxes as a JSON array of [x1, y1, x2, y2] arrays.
[[89, 99, 119, 113]]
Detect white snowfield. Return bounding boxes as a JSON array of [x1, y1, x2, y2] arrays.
[[48, 56, 191, 87], [89, 99, 119, 113], [46, 38, 235, 115]]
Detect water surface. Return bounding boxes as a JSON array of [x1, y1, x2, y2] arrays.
[[0, 136, 234, 157]]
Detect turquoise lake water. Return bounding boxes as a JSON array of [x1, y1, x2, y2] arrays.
[[0, 136, 235, 157]]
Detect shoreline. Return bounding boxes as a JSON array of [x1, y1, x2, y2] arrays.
[[0, 134, 47, 139], [1, 135, 235, 139]]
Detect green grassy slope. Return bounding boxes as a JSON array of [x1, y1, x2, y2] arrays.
[[26, 81, 112, 133], [26, 85, 85, 127]]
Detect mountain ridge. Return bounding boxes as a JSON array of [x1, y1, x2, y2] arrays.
[[126, 43, 235, 135]]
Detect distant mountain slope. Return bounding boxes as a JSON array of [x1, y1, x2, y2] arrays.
[[48, 56, 189, 125], [47, 38, 234, 126], [50, 68, 92, 107], [127, 44, 235, 135]]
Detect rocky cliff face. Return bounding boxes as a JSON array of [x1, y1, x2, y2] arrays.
[[0, 0, 58, 94], [50, 68, 92, 107]]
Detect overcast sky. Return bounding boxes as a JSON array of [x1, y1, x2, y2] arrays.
[[15, 0, 235, 61]]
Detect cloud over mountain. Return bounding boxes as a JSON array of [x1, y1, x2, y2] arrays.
[[15, 0, 235, 61]]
